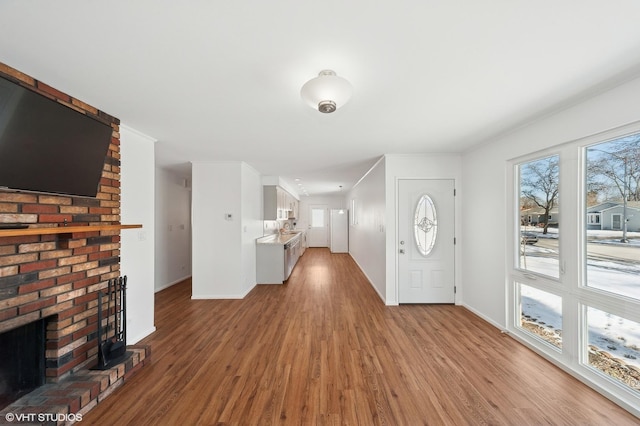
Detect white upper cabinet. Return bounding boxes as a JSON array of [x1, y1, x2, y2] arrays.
[[264, 185, 298, 220]]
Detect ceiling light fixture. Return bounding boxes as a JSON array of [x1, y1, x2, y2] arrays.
[[300, 70, 353, 113]]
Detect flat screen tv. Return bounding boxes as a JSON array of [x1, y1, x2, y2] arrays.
[[0, 75, 112, 198]]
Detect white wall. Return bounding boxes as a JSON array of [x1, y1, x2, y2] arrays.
[[346, 154, 463, 304], [461, 74, 640, 328], [347, 157, 386, 300], [241, 163, 263, 294], [119, 125, 156, 344], [191, 161, 262, 298], [384, 154, 463, 305], [296, 195, 347, 230], [154, 166, 191, 292]]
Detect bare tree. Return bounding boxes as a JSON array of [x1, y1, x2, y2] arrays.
[[587, 136, 640, 202], [521, 156, 559, 234], [519, 196, 537, 210]]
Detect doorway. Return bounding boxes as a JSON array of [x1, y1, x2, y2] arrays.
[[398, 179, 455, 303], [308, 205, 328, 247]]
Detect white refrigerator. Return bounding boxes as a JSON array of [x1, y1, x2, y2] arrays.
[[330, 209, 349, 253]]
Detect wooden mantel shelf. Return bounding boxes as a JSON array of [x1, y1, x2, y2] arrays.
[[0, 224, 142, 238]]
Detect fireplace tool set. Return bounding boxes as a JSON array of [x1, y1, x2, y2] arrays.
[[94, 276, 130, 370]]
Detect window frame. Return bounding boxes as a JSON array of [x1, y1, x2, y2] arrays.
[[507, 121, 640, 413]]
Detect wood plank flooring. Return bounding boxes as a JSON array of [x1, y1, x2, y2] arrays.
[[84, 248, 639, 425]]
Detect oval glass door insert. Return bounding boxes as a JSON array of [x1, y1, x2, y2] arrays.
[[414, 194, 437, 256]]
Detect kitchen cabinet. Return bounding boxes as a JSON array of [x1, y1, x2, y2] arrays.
[[297, 230, 307, 255], [277, 188, 286, 219], [263, 185, 299, 220], [287, 198, 299, 219], [264, 186, 284, 220], [256, 232, 302, 283]]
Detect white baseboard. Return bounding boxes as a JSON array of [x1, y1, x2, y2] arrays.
[[348, 253, 387, 304], [460, 302, 507, 331], [191, 294, 245, 300], [191, 284, 254, 300], [155, 275, 191, 293], [127, 326, 156, 345]]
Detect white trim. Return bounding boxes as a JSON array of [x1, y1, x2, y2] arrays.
[[461, 303, 506, 331], [586, 213, 601, 227], [127, 326, 157, 345], [352, 156, 385, 190], [120, 124, 158, 143], [191, 290, 253, 300], [599, 205, 640, 213], [349, 253, 389, 305], [507, 122, 640, 414], [155, 275, 191, 293]]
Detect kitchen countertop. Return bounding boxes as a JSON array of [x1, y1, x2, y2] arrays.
[[256, 232, 302, 245]]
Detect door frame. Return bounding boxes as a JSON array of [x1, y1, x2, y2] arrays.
[[308, 204, 329, 247], [394, 178, 457, 304]]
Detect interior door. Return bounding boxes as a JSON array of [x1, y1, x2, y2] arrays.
[[398, 179, 455, 303], [307, 205, 328, 247]]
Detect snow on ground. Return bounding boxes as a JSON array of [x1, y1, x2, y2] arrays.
[[521, 286, 562, 331], [520, 226, 640, 240], [588, 307, 640, 366], [521, 283, 640, 370], [519, 228, 640, 372]]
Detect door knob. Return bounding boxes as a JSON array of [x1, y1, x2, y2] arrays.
[[399, 249, 405, 254]]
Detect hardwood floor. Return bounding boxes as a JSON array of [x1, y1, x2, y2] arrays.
[[84, 248, 638, 425]]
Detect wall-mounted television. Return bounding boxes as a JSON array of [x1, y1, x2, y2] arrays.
[[0, 75, 113, 198]]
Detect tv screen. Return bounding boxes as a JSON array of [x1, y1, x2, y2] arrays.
[[0, 76, 112, 198]]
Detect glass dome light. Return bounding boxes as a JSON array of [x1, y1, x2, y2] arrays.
[[300, 70, 353, 113]]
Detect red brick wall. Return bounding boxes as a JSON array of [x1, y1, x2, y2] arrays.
[[0, 62, 122, 380]]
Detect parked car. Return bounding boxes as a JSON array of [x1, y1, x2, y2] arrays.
[[521, 232, 538, 245]]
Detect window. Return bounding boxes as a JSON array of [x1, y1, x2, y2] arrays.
[[414, 194, 437, 256], [311, 208, 325, 228], [350, 198, 357, 226], [509, 128, 640, 410], [587, 214, 600, 225], [585, 135, 640, 301], [518, 283, 562, 349], [517, 155, 560, 279], [586, 306, 640, 393]]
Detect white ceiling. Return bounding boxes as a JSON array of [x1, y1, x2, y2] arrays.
[[3, 1, 640, 196]]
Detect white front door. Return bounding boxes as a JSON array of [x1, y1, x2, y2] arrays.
[[308, 205, 328, 247], [398, 179, 455, 303]]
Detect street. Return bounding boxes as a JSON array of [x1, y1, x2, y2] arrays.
[[532, 236, 639, 264]]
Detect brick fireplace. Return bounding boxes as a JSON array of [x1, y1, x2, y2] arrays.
[[0, 62, 149, 415]]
